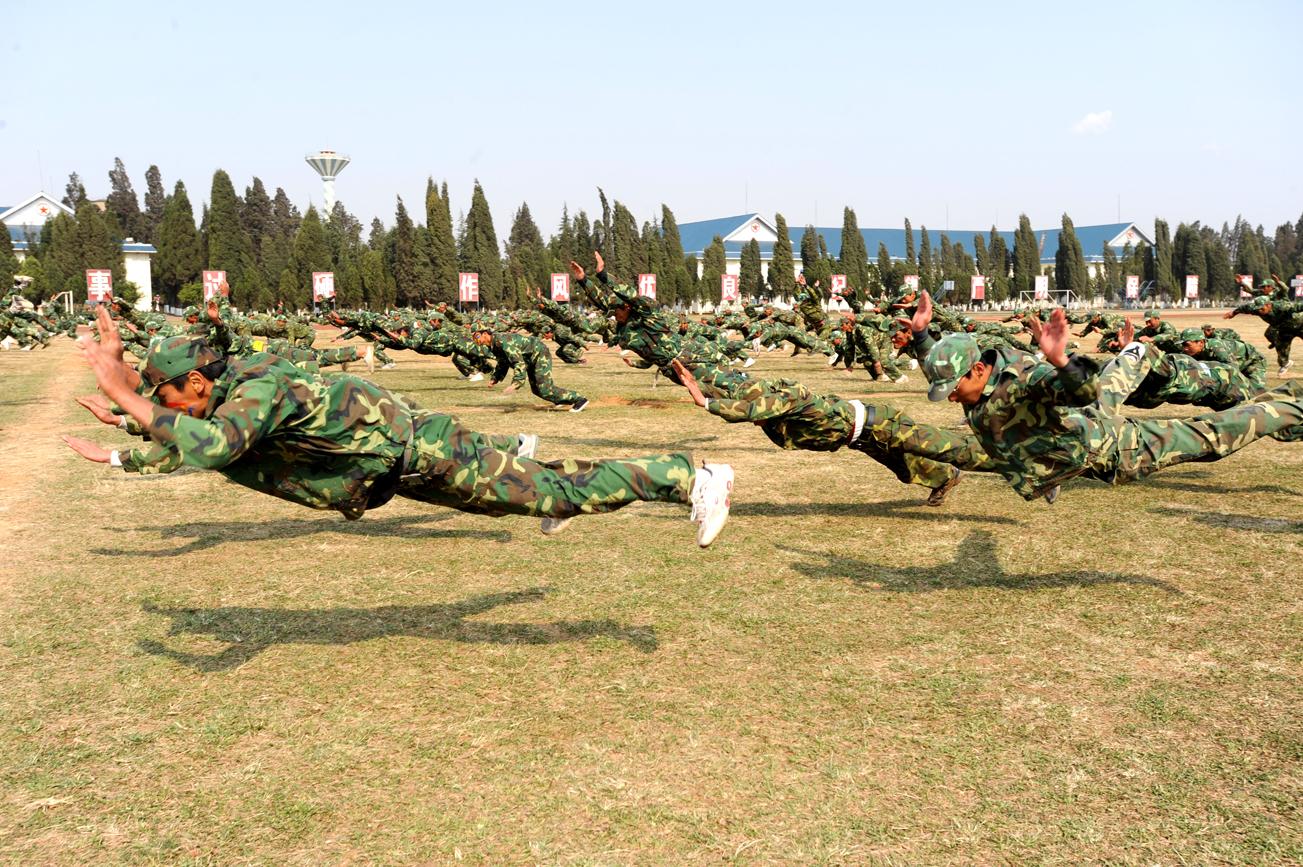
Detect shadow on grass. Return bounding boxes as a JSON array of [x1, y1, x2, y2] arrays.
[[94, 513, 511, 557], [1140, 478, 1303, 496], [1151, 505, 1303, 535], [138, 586, 656, 671], [735, 499, 1022, 525], [778, 530, 1177, 593]]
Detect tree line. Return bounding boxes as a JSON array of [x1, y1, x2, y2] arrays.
[[2, 158, 1301, 308]]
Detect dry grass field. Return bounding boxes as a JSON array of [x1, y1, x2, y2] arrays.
[[0, 309, 1299, 865]]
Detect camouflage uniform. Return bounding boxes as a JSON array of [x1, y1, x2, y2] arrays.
[[918, 333, 1303, 501], [122, 340, 695, 521], [1179, 328, 1267, 391], [691, 364, 992, 493], [484, 332, 586, 407]]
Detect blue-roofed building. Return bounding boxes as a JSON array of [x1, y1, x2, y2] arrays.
[[677, 213, 1151, 281], [2, 191, 156, 311]]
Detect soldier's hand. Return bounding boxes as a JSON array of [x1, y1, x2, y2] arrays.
[[206, 299, 221, 324], [61, 435, 112, 463], [1222, 310, 1235, 319], [569, 260, 585, 281], [76, 395, 123, 426], [1038, 308, 1071, 367], [594, 251, 605, 273], [908, 291, 934, 334], [502, 383, 519, 393], [1118, 318, 1135, 346]]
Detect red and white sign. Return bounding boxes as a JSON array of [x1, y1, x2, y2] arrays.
[[549, 273, 570, 302], [903, 275, 919, 292], [312, 272, 335, 301], [202, 270, 227, 301], [1293, 275, 1303, 298], [830, 274, 847, 296], [458, 272, 479, 303], [1185, 275, 1199, 299], [1235, 274, 1254, 298], [637, 273, 657, 299], [1125, 275, 1140, 299], [86, 269, 112, 302], [1033, 275, 1049, 300], [720, 274, 739, 302], [970, 275, 985, 301]]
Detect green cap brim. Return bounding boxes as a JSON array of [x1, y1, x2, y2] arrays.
[[927, 377, 961, 402]]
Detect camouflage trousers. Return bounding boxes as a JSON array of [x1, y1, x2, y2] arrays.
[[849, 402, 997, 489], [1086, 347, 1303, 484], [314, 345, 363, 367], [517, 350, 585, 407], [398, 413, 694, 518], [555, 340, 586, 364], [453, 351, 493, 378], [1122, 349, 1258, 412]]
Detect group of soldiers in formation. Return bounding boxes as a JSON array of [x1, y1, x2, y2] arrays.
[[32, 252, 1303, 550]]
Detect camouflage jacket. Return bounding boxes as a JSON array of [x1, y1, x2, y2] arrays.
[[126, 354, 414, 519], [1193, 338, 1265, 381], [1125, 349, 1254, 411], [488, 332, 547, 385], [915, 333, 1102, 499]]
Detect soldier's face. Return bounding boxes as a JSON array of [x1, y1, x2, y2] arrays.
[[948, 362, 990, 406], [1182, 340, 1204, 354], [156, 371, 214, 416]]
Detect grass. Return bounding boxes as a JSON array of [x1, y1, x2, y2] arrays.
[[0, 310, 1299, 865]]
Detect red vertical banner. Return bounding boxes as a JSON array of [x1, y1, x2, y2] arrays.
[[549, 273, 569, 302], [829, 274, 847, 296], [86, 269, 112, 302], [1236, 274, 1254, 298], [312, 272, 335, 301], [637, 273, 656, 299], [202, 270, 226, 300], [1125, 275, 1140, 299], [1185, 275, 1199, 299], [1033, 275, 1049, 300], [970, 275, 985, 301], [720, 274, 739, 302], [458, 272, 479, 303], [1294, 275, 1303, 298]]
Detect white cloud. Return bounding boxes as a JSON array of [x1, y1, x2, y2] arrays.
[[1071, 110, 1113, 136]]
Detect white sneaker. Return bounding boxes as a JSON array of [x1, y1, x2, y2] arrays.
[[908, 358, 919, 370], [381, 362, 396, 370], [894, 375, 908, 384], [876, 374, 891, 382], [689, 463, 733, 548], [468, 372, 484, 382], [516, 433, 538, 460], [743, 357, 756, 368], [540, 516, 572, 535], [827, 354, 839, 366], [364, 344, 376, 374], [1280, 361, 1293, 375]]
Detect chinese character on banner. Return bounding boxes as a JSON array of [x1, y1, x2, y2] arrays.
[[1185, 275, 1199, 299], [1236, 274, 1254, 298], [1294, 275, 1303, 298], [85, 269, 112, 302], [312, 272, 335, 301], [637, 273, 657, 299], [903, 275, 919, 292], [720, 274, 739, 302], [458, 272, 479, 303], [1034, 275, 1049, 300], [830, 274, 847, 296], [1125, 275, 1140, 299], [549, 273, 569, 302], [202, 270, 226, 300], [970, 275, 985, 301]]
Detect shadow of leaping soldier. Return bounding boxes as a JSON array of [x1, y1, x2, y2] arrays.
[[137, 586, 657, 672]]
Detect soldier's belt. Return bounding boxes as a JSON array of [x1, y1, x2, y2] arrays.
[[848, 400, 867, 444]]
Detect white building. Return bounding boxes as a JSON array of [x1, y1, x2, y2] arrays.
[[1, 191, 156, 311]]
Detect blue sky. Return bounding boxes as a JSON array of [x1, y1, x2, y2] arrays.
[[2, 0, 1299, 239]]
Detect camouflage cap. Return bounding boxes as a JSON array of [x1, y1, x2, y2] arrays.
[[182, 306, 200, 319], [923, 333, 981, 401], [140, 336, 222, 396], [1250, 294, 1272, 308], [1144, 309, 1160, 319], [1179, 327, 1205, 342]]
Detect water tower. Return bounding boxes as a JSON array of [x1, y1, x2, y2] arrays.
[[305, 150, 351, 213]]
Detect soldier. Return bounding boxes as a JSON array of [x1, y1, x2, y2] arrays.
[[1225, 294, 1302, 375], [907, 291, 1303, 503], [1178, 326, 1267, 391], [669, 360, 993, 506], [472, 327, 589, 412], [1137, 309, 1179, 344], [63, 306, 734, 547]]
